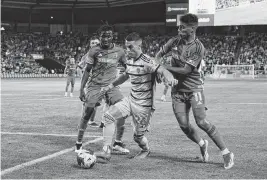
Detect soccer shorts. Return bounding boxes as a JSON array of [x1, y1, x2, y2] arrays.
[[171, 91, 206, 117], [85, 85, 124, 108], [110, 97, 154, 135], [67, 75, 75, 86]]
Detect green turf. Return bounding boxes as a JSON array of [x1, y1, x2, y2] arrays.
[[1, 78, 267, 179]]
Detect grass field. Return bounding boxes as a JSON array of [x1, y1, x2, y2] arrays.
[[1, 78, 267, 179]]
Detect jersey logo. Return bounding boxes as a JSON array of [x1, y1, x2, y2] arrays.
[[97, 53, 103, 57], [136, 68, 140, 73]]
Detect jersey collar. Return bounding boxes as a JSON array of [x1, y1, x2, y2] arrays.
[[134, 53, 143, 61]]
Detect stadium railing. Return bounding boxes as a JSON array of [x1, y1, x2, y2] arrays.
[[1, 73, 66, 79]]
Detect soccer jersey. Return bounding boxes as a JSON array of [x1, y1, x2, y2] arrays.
[[162, 38, 205, 92], [65, 57, 76, 76], [125, 53, 160, 108], [85, 44, 126, 86]]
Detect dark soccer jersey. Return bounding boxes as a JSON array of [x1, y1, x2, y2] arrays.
[[86, 44, 126, 86], [65, 57, 77, 76], [162, 38, 205, 92]]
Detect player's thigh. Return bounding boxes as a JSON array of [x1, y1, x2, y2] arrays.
[[106, 86, 124, 105], [70, 76, 75, 86], [190, 91, 206, 120], [85, 86, 104, 108], [66, 76, 71, 84], [107, 97, 131, 120], [131, 103, 154, 135], [171, 91, 191, 126]]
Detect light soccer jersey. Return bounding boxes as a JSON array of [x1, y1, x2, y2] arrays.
[[85, 44, 126, 86], [125, 53, 160, 109]]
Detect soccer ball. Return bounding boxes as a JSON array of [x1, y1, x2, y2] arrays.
[[77, 149, 97, 169]]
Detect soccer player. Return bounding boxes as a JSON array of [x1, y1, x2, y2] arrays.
[[94, 32, 178, 162], [76, 25, 129, 154], [155, 13, 234, 169], [78, 36, 100, 128], [64, 54, 77, 97], [160, 55, 172, 102]]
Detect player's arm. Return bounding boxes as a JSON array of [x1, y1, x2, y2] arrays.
[[78, 52, 88, 70], [64, 61, 69, 75], [102, 73, 129, 92], [118, 49, 127, 70], [155, 36, 180, 64], [144, 59, 177, 86], [164, 44, 205, 75], [79, 50, 94, 101]]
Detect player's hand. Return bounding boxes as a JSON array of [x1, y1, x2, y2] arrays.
[[167, 78, 178, 87], [100, 84, 114, 93], [79, 89, 86, 102]]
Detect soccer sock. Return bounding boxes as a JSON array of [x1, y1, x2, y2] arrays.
[[198, 139, 205, 147], [90, 108, 97, 122], [163, 85, 169, 95], [221, 148, 230, 156], [115, 118, 126, 142], [77, 129, 85, 143], [207, 125, 227, 151], [103, 122, 115, 147], [71, 86, 74, 93]]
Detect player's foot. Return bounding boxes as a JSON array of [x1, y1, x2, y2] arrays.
[[200, 139, 209, 162], [160, 95, 166, 102], [112, 141, 130, 154], [88, 121, 99, 128], [64, 92, 68, 97], [99, 122, 104, 129], [70, 93, 73, 97], [134, 149, 150, 159], [75, 142, 83, 153], [223, 152, 234, 169], [94, 146, 112, 163]]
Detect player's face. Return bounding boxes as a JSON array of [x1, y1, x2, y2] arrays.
[[100, 31, 113, 48], [125, 41, 142, 59], [90, 39, 100, 48], [178, 22, 194, 40]]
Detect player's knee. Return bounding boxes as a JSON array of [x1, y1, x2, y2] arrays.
[[195, 119, 210, 132], [180, 125, 191, 135]]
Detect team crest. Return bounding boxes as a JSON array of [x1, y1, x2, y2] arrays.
[[136, 68, 140, 73]]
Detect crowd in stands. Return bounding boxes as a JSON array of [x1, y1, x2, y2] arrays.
[[1, 29, 267, 75]]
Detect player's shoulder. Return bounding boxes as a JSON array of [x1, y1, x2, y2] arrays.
[[188, 39, 205, 53], [140, 53, 153, 64]]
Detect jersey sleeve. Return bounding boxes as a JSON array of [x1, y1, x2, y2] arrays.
[[142, 56, 160, 73], [118, 49, 127, 66], [78, 52, 88, 68], [184, 43, 205, 68], [161, 36, 180, 55], [85, 49, 95, 65]]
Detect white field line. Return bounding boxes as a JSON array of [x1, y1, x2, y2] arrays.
[[1, 137, 103, 176], [1, 132, 101, 138]]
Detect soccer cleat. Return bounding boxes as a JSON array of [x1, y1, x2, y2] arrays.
[[94, 146, 112, 163], [134, 149, 150, 159], [75, 142, 83, 153], [88, 121, 99, 128], [70, 93, 73, 97], [112, 141, 130, 154], [99, 122, 104, 129], [64, 92, 68, 97], [200, 139, 209, 162], [160, 95, 166, 102], [223, 152, 234, 169]]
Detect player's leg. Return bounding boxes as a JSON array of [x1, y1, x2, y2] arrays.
[[99, 102, 108, 128], [65, 76, 71, 96], [132, 105, 154, 159], [106, 87, 129, 154], [75, 86, 104, 152], [161, 81, 169, 102], [70, 76, 75, 97], [88, 107, 99, 127], [191, 91, 234, 169], [172, 92, 208, 161], [94, 97, 131, 162]]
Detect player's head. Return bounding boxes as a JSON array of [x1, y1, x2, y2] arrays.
[[89, 36, 100, 48], [178, 13, 198, 40], [98, 24, 114, 48], [125, 32, 142, 59]]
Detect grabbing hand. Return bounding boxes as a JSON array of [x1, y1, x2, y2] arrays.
[[167, 78, 178, 87], [79, 89, 86, 102]]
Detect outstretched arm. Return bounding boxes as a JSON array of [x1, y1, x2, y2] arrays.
[[164, 64, 193, 75]]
